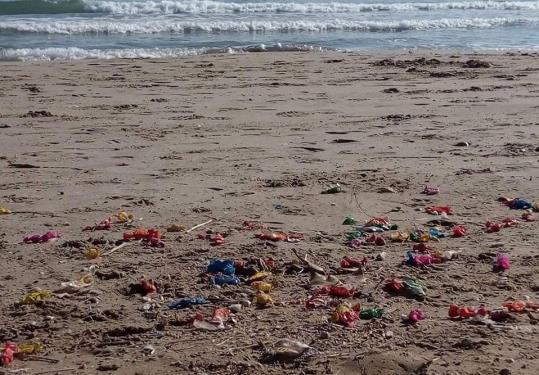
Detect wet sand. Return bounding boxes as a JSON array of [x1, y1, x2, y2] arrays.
[[0, 51, 538, 374]]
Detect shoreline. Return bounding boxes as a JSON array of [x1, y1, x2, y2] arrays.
[[1, 46, 539, 63], [1, 51, 538, 374]]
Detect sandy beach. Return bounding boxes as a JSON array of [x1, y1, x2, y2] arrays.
[[1, 51, 538, 374]]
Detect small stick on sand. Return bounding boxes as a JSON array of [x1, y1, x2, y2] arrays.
[[186, 219, 213, 233], [35, 368, 78, 375], [103, 242, 132, 256], [215, 337, 233, 347], [25, 355, 60, 363]]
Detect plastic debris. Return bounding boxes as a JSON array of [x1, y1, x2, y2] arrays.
[[83, 217, 112, 231], [58, 274, 93, 293], [428, 227, 446, 238], [193, 319, 224, 331], [365, 234, 386, 246], [23, 231, 60, 243], [293, 249, 325, 273], [114, 211, 134, 223], [489, 309, 514, 322], [340, 256, 368, 269], [321, 183, 344, 194], [207, 259, 235, 275], [501, 198, 533, 210], [494, 253, 510, 272], [389, 231, 409, 242], [139, 278, 158, 295], [310, 273, 340, 286], [425, 206, 453, 215], [210, 274, 241, 286], [21, 290, 52, 304], [251, 281, 272, 292], [191, 308, 234, 331], [452, 225, 467, 237], [310, 273, 340, 285], [123, 228, 160, 241], [448, 304, 489, 319], [407, 308, 425, 324], [17, 342, 42, 355], [360, 307, 383, 319], [409, 230, 436, 243], [248, 271, 272, 282], [485, 221, 501, 233], [123, 228, 164, 247], [315, 285, 356, 298], [342, 216, 357, 225], [168, 296, 208, 309], [413, 243, 431, 253], [305, 295, 335, 309], [422, 185, 440, 195], [256, 231, 303, 242], [85, 247, 101, 259], [486, 218, 518, 233], [402, 277, 427, 298], [211, 307, 232, 324], [242, 220, 265, 230], [1, 342, 17, 365], [502, 299, 539, 312], [332, 303, 359, 327], [354, 217, 397, 237], [365, 217, 392, 228], [166, 223, 186, 232], [0, 208, 12, 214], [234, 258, 278, 277], [349, 238, 364, 249], [255, 291, 273, 307], [385, 276, 427, 299], [256, 231, 287, 241], [270, 339, 310, 361], [405, 251, 438, 267], [209, 233, 225, 246]]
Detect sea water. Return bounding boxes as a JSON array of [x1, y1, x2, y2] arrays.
[[0, 0, 538, 60]]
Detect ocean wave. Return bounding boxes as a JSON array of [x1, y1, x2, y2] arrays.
[[0, 44, 324, 61], [85, 0, 539, 14], [1, 0, 539, 16], [0, 17, 536, 34]]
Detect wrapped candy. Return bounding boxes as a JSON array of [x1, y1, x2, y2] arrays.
[[23, 231, 60, 243]]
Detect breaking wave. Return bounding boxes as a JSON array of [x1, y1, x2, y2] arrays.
[[1, 16, 536, 34], [1, 0, 538, 15], [0, 43, 325, 61]]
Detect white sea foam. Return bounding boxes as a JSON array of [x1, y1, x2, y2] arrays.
[[0, 46, 202, 60], [1, 16, 536, 34], [82, 0, 539, 14], [0, 44, 324, 61]]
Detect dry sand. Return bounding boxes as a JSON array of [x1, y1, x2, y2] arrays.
[[0, 51, 538, 374]]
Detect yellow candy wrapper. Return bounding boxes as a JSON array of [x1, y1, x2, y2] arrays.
[[22, 290, 52, 304], [18, 342, 43, 354], [255, 292, 273, 307], [167, 223, 186, 232], [248, 271, 272, 282], [114, 211, 134, 223], [85, 248, 101, 259], [251, 281, 272, 293]]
